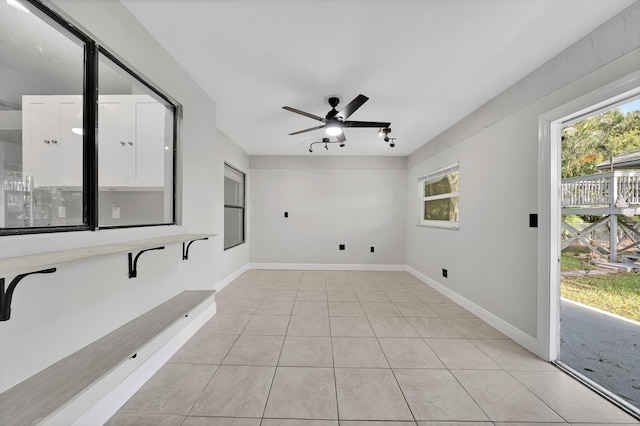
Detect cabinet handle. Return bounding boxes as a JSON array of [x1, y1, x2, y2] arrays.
[[51, 139, 58, 144], [128, 141, 133, 146], [44, 140, 51, 144], [120, 141, 126, 146]]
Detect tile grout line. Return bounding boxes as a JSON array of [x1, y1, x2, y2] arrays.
[[183, 288, 259, 421], [505, 368, 572, 424], [258, 278, 296, 421], [327, 278, 342, 423], [362, 274, 418, 423]]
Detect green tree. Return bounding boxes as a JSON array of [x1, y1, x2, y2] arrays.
[[562, 108, 640, 178]]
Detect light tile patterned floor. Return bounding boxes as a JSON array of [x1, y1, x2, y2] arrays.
[[107, 270, 639, 425]]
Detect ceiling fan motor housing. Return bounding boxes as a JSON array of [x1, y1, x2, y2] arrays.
[[326, 97, 341, 120]]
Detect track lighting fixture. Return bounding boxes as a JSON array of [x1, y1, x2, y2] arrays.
[[308, 137, 346, 153]]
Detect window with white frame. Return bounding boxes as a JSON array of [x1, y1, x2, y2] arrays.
[[224, 163, 245, 249], [418, 162, 459, 229]]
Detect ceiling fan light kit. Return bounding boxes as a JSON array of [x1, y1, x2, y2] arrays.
[[325, 124, 343, 136], [283, 94, 395, 153]]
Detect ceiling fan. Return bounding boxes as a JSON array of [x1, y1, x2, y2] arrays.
[[283, 94, 391, 143]]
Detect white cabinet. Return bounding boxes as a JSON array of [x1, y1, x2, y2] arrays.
[[21, 94, 167, 190], [22, 95, 83, 187], [98, 95, 166, 189]]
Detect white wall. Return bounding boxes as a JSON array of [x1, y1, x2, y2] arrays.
[[250, 156, 406, 267], [406, 2, 640, 357], [0, 0, 249, 392]]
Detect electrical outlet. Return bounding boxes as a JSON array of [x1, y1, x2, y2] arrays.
[[112, 205, 120, 219], [442, 268, 448, 278], [339, 244, 345, 251], [370, 247, 375, 253], [529, 213, 538, 228]]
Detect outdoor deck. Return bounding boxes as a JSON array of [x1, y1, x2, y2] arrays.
[[561, 171, 640, 266], [562, 171, 640, 215]]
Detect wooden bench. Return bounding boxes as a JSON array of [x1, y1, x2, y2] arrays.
[[0, 289, 215, 426]]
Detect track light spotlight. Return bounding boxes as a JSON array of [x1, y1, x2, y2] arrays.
[[339, 142, 345, 147], [325, 143, 329, 150], [384, 136, 389, 142], [309, 146, 313, 153]]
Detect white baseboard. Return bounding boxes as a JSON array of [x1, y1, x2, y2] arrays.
[[216, 264, 251, 292], [406, 266, 539, 355], [69, 299, 217, 426], [249, 263, 406, 271]]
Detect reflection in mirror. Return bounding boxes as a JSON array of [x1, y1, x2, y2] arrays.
[[0, 0, 85, 229]]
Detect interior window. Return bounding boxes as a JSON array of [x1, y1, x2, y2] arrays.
[[0, 0, 179, 235], [97, 52, 175, 227], [0, 0, 86, 231]]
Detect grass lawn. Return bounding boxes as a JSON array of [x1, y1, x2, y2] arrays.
[[561, 251, 640, 322]]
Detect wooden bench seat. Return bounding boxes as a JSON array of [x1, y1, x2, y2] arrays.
[[0, 290, 215, 426]]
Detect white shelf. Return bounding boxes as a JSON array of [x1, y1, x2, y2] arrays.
[[0, 233, 215, 277]]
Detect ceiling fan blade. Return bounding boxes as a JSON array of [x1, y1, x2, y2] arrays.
[[343, 120, 391, 128], [336, 132, 346, 142], [288, 124, 326, 135], [283, 106, 325, 122], [335, 94, 369, 120]]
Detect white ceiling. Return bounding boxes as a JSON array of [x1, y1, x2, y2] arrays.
[[121, 0, 635, 157]]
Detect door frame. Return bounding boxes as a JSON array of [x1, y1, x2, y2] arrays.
[[537, 70, 640, 362]]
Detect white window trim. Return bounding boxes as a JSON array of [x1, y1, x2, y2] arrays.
[[417, 161, 459, 229]]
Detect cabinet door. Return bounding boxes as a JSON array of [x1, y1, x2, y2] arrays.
[[23, 96, 60, 187], [98, 98, 131, 187], [56, 97, 83, 186], [22, 95, 83, 187], [132, 99, 165, 187]]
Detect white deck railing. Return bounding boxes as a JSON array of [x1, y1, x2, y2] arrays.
[[561, 171, 640, 208]]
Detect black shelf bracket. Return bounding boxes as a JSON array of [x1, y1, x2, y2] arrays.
[[182, 238, 209, 260], [128, 247, 165, 279], [1, 268, 57, 321]]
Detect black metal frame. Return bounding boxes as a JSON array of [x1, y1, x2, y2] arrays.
[[128, 247, 165, 279], [0, 268, 57, 321], [0, 0, 179, 236], [223, 163, 246, 251], [183, 238, 209, 260]]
